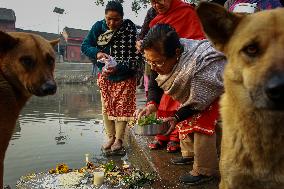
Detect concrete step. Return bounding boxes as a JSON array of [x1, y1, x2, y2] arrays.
[[127, 128, 219, 189]]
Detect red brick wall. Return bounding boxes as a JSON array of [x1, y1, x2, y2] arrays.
[[64, 37, 91, 63], [66, 45, 81, 62], [65, 45, 90, 62]]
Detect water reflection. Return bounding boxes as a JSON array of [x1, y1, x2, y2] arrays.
[[10, 84, 102, 143], [54, 124, 67, 145], [4, 84, 104, 188], [10, 121, 21, 141]]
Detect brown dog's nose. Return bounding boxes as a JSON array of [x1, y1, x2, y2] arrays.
[[40, 80, 57, 95], [265, 74, 284, 106]]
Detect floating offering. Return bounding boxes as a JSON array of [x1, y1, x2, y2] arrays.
[[17, 158, 156, 189]]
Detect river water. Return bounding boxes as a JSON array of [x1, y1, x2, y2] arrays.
[[3, 84, 107, 188]]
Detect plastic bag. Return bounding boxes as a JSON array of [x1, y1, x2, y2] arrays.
[[233, 3, 258, 13], [98, 55, 117, 71]]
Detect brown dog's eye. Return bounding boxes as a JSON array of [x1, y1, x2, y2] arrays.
[[20, 56, 35, 69], [46, 54, 55, 66], [243, 44, 260, 57]]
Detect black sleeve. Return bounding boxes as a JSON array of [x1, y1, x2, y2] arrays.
[[137, 8, 157, 41], [174, 105, 200, 123], [147, 70, 163, 104]]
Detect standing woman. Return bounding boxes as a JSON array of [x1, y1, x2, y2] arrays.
[[81, 1, 141, 151], [136, 7, 157, 98]]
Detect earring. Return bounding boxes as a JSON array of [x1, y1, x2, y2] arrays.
[[176, 55, 180, 62]]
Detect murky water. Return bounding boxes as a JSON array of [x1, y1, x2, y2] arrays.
[[3, 84, 106, 188]]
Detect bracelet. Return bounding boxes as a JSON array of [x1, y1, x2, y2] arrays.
[[146, 101, 158, 108], [174, 114, 180, 122]]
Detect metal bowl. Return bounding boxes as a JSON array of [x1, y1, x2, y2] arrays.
[[134, 123, 170, 136]]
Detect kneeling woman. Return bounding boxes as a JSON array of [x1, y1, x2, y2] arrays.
[[140, 24, 226, 185]]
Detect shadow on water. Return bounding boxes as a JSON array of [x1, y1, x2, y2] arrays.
[[3, 84, 109, 188]]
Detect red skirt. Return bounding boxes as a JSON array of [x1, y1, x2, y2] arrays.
[[98, 74, 136, 121], [157, 93, 180, 118], [156, 94, 180, 142], [177, 99, 220, 139]]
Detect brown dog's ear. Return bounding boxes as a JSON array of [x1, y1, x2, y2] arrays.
[[49, 38, 60, 47], [196, 2, 243, 51], [0, 31, 19, 53]]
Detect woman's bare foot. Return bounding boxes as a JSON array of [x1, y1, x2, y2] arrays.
[[102, 137, 115, 150], [111, 139, 123, 151]]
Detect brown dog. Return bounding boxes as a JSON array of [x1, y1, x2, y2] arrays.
[[197, 3, 284, 189], [0, 31, 58, 188]]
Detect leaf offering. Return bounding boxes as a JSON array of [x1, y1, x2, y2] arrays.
[[138, 114, 163, 126]]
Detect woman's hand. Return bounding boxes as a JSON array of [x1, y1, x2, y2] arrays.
[[163, 117, 177, 136], [135, 104, 157, 120], [97, 52, 109, 60], [102, 66, 117, 76], [135, 40, 143, 53]]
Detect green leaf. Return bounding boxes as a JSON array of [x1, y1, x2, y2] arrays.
[[138, 114, 163, 126]]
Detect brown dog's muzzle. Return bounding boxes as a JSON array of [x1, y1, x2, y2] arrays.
[[264, 73, 284, 110], [37, 80, 57, 96]]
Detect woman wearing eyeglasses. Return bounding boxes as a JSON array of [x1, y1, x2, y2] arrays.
[[141, 24, 226, 185], [136, 0, 206, 153]]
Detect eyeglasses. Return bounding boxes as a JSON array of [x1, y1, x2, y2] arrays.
[[144, 58, 165, 68], [151, 0, 165, 6]]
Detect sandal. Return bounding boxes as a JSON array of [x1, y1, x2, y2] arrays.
[[166, 141, 180, 153], [148, 140, 166, 150], [179, 173, 214, 185], [102, 137, 115, 150], [111, 139, 123, 151]]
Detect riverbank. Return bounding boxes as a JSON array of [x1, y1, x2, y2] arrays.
[[55, 62, 93, 84], [117, 90, 220, 189], [52, 63, 221, 188], [10, 85, 220, 188], [127, 126, 220, 189]]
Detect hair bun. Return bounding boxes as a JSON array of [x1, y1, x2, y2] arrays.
[[166, 31, 176, 37]]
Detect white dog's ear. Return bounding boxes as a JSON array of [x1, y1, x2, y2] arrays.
[[49, 38, 60, 47], [0, 31, 19, 53], [196, 2, 244, 52]]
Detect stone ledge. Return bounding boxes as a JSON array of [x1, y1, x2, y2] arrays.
[[127, 128, 220, 189], [54, 62, 94, 84]]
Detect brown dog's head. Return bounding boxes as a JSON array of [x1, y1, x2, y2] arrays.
[[0, 31, 58, 98], [197, 3, 284, 110]]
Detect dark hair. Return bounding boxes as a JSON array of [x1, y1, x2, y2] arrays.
[[105, 1, 124, 17], [142, 24, 182, 58]]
